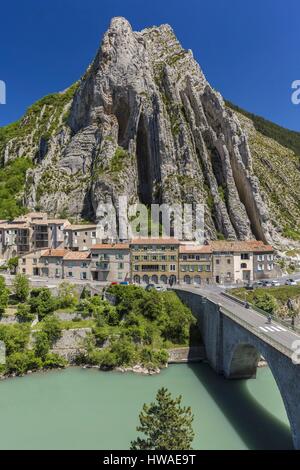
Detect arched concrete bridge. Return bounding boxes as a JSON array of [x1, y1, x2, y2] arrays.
[[174, 286, 300, 449]]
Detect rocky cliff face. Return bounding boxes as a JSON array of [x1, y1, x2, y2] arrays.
[[1, 17, 299, 247]]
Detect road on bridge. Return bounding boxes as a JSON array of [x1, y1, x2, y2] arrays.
[[175, 285, 300, 359]]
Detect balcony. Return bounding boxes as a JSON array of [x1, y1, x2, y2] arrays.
[[91, 262, 110, 271]]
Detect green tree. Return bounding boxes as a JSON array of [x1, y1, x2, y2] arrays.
[[34, 331, 50, 360], [0, 275, 9, 315], [131, 388, 194, 450], [161, 292, 195, 344], [16, 303, 35, 323], [13, 273, 30, 302], [7, 256, 19, 274], [40, 315, 62, 344], [57, 282, 78, 309], [29, 288, 57, 320], [254, 292, 278, 315]]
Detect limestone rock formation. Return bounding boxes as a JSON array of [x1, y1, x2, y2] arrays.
[[1, 17, 299, 247]]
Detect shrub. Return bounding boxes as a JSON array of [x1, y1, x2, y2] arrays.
[[0, 275, 9, 314], [29, 288, 57, 320], [16, 303, 35, 323], [40, 315, 62, 344], [13, 274, 30, 302], [57, 282, 78, 309]]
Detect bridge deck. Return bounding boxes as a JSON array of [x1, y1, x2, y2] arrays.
[[174, 286, 300, 359]]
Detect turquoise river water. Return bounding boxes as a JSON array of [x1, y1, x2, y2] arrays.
[[0, 364, 293, 450]]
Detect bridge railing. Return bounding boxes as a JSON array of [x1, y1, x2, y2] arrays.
[[222, 291, 300, 334]]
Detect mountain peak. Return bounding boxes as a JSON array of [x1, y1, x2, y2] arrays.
[[0, 19, 299, 248]]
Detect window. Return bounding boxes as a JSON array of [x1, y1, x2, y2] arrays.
[[268, 263, 274, 271], [182, 255, 187, 260], [83, 239, 86, 243], [80, 272, 87, 280], [22, 258, 26, 264], [92, 232, 96, 237], [143, 255, 148, 261], [33, 258, 37, 265], [227, 259, 231, 264], [257, 264, 263, 271], [74, 232, 78, 236], [118, 262, 124, 269], [116, 253, 124, 260], [85, 232, 88, 236], [161, 255, 166, 261], [81, 262, 87, 268], [206, 265, 211, 272], [267, 254, 274, 261], [170, 246, 175, 251], [22, 268, 26, 273], [118, 272, 123, 280], [68, 272, 73, 277], [216, 259, 220, 265], [92, 253, 98, 259], [241, 253, 250, 260], [134, 265, 139, 271], [257, 255, 264, 261], [170, 255, 176, 261], [198, 265, 203, 272], [241, 263, 247, 269], [134, 256, 139, 260]]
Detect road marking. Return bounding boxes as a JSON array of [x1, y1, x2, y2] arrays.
[[271, 326, 282, 332], [259, 325, 287, 333], [276, 325, 287, 332]]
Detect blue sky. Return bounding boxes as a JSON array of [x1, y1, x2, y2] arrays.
[[0, 0, 299, 130]]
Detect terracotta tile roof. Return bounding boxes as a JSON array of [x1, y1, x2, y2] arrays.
[[41, 249, 68, 258], [179, 245, 212, 254], [47, 219, 70, 225], [0, 223, 29, 229], [208, 240, 274, 253], [130, 238, 180, 245], [92, 243, 130, 250], [65, 224, 97, 231], [63, 251, 91, 260]]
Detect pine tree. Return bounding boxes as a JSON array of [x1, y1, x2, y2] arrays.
[[131, 387, 194, 450]]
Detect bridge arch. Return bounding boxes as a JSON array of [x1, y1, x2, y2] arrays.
[[225, 337, 299, 449], [174, 287, 300, 449]]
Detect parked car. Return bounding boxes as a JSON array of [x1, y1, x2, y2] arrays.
[[119, 281, 129, 285], [110, 282, 118, 286], [262, 280, 272, 287], [253, 281, 264, 288], [285, 279, 297, 286], [154, 285, 166, 292], [271, 280, 281, 287]]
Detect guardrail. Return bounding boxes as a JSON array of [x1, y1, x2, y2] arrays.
[[222, 291, 300, 334]]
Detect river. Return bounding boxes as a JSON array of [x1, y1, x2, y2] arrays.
[[0, 364, 293, 450]]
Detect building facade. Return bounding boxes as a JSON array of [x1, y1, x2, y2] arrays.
[[130, 238, 180, 285], [89, 244, 130, 283], [13, 216, 278, 285], [179, 245, 213, 285]]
